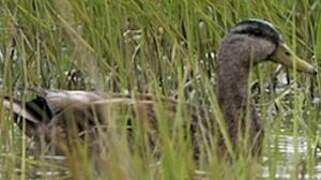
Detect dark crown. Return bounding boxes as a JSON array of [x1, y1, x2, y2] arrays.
[[230, 19, 281, 45]]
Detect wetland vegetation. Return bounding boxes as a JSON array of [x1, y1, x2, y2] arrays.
[[0, 0, 321, 179]]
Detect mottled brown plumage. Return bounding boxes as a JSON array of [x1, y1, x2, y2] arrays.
[[1, 19, 316, 158]]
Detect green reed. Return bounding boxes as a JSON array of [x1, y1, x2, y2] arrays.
[[0, 0, 320, 179]]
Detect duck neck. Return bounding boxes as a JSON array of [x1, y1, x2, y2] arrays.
[[217, 44, 258, 146]]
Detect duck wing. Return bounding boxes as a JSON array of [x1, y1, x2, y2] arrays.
[[30, 88, 105, 115]]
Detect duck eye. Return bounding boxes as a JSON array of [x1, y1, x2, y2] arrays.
[[285, 51, 290, 56]]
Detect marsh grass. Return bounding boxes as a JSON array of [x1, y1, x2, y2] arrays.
[[0, 0, 321, 179]]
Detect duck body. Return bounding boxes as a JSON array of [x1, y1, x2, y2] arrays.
[[1, 19, 316, 158], [4, 89, 210, 156]]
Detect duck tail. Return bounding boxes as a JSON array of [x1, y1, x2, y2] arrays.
[[1, 96, 40, 124]]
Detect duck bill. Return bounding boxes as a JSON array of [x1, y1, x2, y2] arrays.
[[270, 43, 317, 75]]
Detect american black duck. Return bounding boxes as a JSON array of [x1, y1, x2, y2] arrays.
[[1, 19, 317, 157]]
